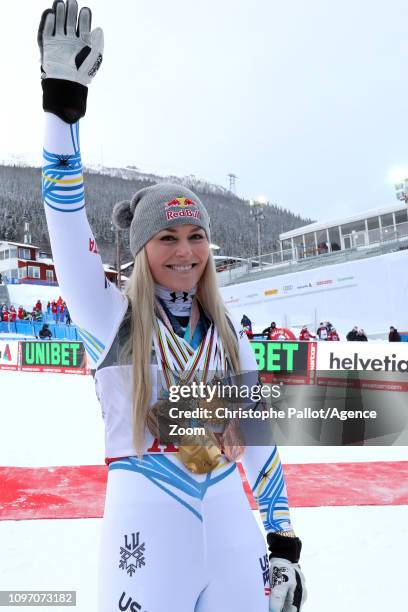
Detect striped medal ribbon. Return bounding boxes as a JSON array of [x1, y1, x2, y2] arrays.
[[152, 316, 225, 389]]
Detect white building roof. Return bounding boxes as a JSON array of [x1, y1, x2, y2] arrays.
[[279, 203, 407, 240], [0, 241, 40, 249], [121, 261, 134, 271]]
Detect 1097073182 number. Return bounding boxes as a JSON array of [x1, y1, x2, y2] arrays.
[[0, 591, 76, 606]]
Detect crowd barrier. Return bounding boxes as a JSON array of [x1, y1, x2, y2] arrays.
[[0, 320, 78, 340]]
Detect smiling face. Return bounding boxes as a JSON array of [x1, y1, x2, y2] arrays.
[[145, 224, 210, 291]]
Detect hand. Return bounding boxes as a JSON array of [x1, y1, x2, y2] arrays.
[[267, 532, 307, 612], [38, 0, 103, 87], [269, 557, 306, 612]]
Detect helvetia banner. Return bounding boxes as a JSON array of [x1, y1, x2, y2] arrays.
[[0, 341, 19, 371], [316, 342, 408, 392], [20, 341, 87, 374]]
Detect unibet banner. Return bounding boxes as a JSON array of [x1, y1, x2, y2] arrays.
[[250, 340, 316, 384], [20, 341, 87, 374], [0, 341, 19, 371]]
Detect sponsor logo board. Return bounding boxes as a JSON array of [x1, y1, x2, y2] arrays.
[[316, 343, 408, 371], [0, 341, 19, 370], [20, 342, 87, 373]]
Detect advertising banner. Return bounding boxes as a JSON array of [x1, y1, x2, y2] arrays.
[[316, 342, 408, 392], [250, 340, 317, 384], [0, 341, 19, 371], [20, 341, 87, 374], [247, 340, 408, 444]]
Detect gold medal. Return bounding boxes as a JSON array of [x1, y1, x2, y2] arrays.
[[178, 430, 222, 474], [147, 377, 244, 473]]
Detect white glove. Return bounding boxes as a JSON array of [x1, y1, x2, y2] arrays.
[[38, 0, 104, 86], [269, 557, 307, 612], [267, 532, 307, 612]]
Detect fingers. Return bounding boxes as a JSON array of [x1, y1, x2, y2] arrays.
[[90, 27, 104, 54], [39, 0, 95, 42], [37, 8, 55, 47], [65, 0, 79, 35], [77, 6, 92, 36], [54, 0, 66, 35]]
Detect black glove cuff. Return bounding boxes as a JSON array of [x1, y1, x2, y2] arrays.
[[267, 532, 302, 563], [42, 78, 88, 124]]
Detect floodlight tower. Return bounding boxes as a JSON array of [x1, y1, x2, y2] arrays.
[[228, 173, 238, 194], [23, 220, 31, 245], [249, 198, 266, 268]]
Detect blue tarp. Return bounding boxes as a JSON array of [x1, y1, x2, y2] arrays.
[[0, 320, 79, 340]]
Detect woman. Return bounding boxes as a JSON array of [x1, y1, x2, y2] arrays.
[[38, 2, 306, 610]]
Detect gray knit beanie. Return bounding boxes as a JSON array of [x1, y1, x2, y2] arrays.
[[112, 183, 211, 257]]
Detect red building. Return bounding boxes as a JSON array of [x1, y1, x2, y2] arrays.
[[0, 241, 57, 285], [0, 240, 123, 287]]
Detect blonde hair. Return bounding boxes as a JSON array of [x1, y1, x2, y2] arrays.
[[120, 249, 240, 455]]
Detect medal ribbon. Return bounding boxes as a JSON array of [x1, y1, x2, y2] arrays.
[[153, 318, 228, 392]]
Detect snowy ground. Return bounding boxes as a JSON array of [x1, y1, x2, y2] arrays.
[[1, 369, 407, 611], [5, 285, 63, 311]]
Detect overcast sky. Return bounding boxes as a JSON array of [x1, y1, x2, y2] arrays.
[[2, 0, 408, 221]]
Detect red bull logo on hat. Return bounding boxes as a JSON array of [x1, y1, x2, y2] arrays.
[[164, 196, 201, 221]]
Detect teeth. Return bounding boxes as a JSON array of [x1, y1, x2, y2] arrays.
[[171, 265, 193, 271]]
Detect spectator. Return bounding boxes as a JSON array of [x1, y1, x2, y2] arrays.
[[59, 301, 66, 323], [299, 326, 315, 341], [51, 300, 58, 322], [316, 322, 328, 340], [261, 321, 277, 338], [34, 309, 43, 322], [35, 299, 42, 312], [65, 306, 72, 326], [346, 326, 359, 341], [240, 314, 252, 331], [389, 326, 401, 342], [47, 301, 51, 317], [38, 323, 52, 340], [18, 305, 25, 320], [0, 273, 2, 284], [328, 327, 340, 341], [9, 306, 17, 322], [241, 326, 253, 340], [356, 329, 368, 341]]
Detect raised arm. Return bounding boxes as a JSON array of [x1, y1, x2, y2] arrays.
[[39, 1, 128, 367]]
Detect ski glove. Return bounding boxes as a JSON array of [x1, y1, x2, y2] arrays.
[[267, 532, 307, 612], [38, 0, 104, 123]]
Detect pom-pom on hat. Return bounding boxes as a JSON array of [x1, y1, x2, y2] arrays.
[[112, 183, 211, 257]]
